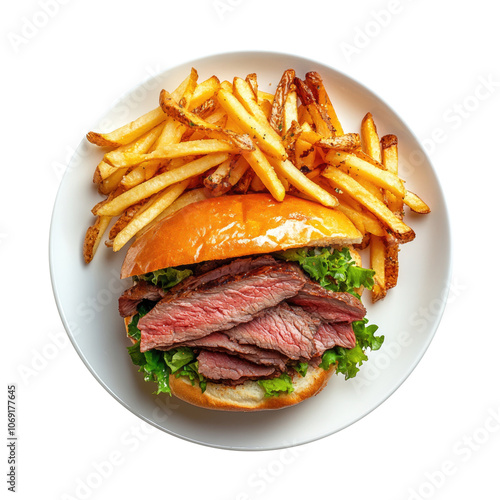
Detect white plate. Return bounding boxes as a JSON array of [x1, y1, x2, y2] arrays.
[[50, 51, 451, 451]]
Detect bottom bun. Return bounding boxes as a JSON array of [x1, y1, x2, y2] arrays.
[[169, 364, 337, 411]]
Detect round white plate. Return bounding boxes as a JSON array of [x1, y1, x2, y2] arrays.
[[50, 51, 451, 451]]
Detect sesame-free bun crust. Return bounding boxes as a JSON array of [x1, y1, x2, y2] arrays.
[[121, 193, 362, 278], [168, 364, 336, 411]]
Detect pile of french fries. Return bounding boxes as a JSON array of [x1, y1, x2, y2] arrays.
[[84, 67, 430, 302]]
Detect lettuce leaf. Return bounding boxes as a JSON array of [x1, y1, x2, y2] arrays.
[[278, 247, 375, 298], [135, 266, 192, 292], [258, 373, 294, 397], [320, 318, 384, 379]]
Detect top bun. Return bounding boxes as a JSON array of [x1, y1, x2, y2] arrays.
[[121, 193, 362, 278]]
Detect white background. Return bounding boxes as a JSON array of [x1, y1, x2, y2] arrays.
[[3, 1, 499, 499]]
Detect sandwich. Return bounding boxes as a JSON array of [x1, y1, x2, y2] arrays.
[[118, 192, 383, 411]]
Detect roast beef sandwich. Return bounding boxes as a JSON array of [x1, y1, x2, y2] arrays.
[[119, 193, 383, 411]]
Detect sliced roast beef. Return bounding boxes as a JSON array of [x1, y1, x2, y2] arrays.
[[225, 303, 319, 360], [197, 350, 276, 383], [138, 262, 307, 351], [171, 255, 277, 294], [313, 322, 356, 354], [167, 332, 287, 371], [288, 281, 366, 323], [118, 281, 165, 317]]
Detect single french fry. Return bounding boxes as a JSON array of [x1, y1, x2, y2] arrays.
[[370, 235, 387, 302], [294, 77, 335, 138], [136, 188, 209, 238], [188, 75, 221, 110], [283, 87, 299, 135], [326, 150, 405, 198], [86, 71, 197, 148], [322, 166, 415, 242], [217, 88, 287, 160], [97, 152, 229, 216], [403, 190, 430, 214], [233, 77, 282, 143], [305, 71, 344, 136], [269, 69, 295, 134], [87, 107, 166, 148], [269, 158, 338, 207], [361, 113, 382, 163], [294, 138, 316, 171], [316, 133, 361, 152], [113, 180, 190, 251], [105, 139, 236, 168], [242, 147, 285, 201], [83, 215, 112, 263], [245, 73, 258, 99]]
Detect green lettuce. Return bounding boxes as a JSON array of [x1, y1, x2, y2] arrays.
[[258, 373, 294, 397], [135, 266, 193, 292], [320, 318, 384, 379], [278, 246, 375, 298]]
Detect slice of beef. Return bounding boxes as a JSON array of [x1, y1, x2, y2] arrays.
[[170, 255, 277, 294], [313, 322, 356, 355], [168, 332, 287, 371], [225, 303, 319, 360], [197, 350, 276, 383], [288, 281, 366, 323], [138, 262, 307, 352], [118, 281, 165, 317]]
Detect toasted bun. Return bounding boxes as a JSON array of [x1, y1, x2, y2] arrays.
[[121, 193, 362, 278], [168, 364, 336, 411]]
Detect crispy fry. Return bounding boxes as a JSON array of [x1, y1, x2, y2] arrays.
[[269, 158, 338, 207], [282, 86, 298, 135], [136, 188, 209, 238], [316, 133, 361, 152], [361, 113, 382, 163], [370, 235, 387, 302], [83, 215, 112, 263], [305, 71, 344, 136], [322, 166, 415, 242], [105, 139, 237, 169], [232, 77, 282, 144], [245, 73, 258, 99], [113, 180, 190, 251], [188, 75, 220, 110], [269, 69, 295, 134], [242, 147, 285, 201], [217, 89, 286, 160], [97, 152, 230, 216], [325, 150, 405, 198], [294, 77, 335, 137]]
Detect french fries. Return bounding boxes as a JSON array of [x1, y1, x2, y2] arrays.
[[84, 67, 430, 304]]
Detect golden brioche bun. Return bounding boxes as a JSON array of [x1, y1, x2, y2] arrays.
[[121, 193, 362, 278]]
